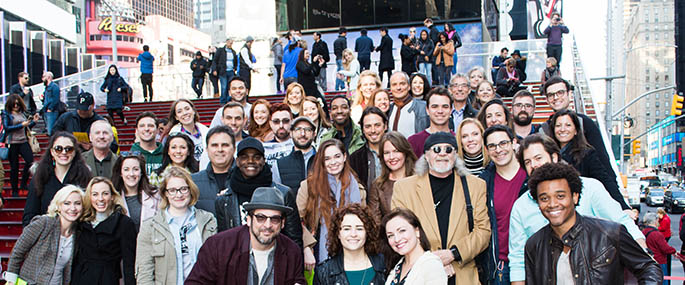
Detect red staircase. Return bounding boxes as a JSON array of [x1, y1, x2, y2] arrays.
[[0, 82, 591, 273]]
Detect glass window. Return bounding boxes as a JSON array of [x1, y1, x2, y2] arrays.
[[656, 110, 660, 116]]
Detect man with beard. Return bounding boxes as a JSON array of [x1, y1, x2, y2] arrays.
[[524, 162, 661, 284], [186, 187, 305, 284], [214, 137, 303, 248], [392, 132, 490, 284], [448, 74, 478, 130], [81, 120, 118, 178], [131, 112, 163, 177], [320, 95, 365, 154], [511, 90, 537, 139], [192, 125, 236, 215], [263, 103, 295, 166], [210, 77, 252, 128], [477, 125, 528, 284], [272, 117, 316, 193], [9, 72, 37, 115], [408, 87, 454, 157], [41, 71, 61, 135], [387, 72, 429, 138], [348, 107, 387, 190]]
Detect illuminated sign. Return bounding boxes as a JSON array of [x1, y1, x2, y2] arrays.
[[97, 17, 139, 34]]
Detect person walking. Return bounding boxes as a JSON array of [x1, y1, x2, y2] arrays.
[[137, 45, 155, 102], [333, 28, 348, 91], [238, 36, 257, 91], [3, 94, 38, 197], [311, 32, 330, 90], [375, 27, 394, 87], [190, 51, 208, 98], [100, 64, 130, 125], [271, 38, 284, 93], [355, 29, 374, 71]]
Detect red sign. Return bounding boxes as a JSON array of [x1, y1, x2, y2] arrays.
[[97, 17, 139, 34]]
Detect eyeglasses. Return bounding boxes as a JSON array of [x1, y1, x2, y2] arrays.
[[546, 89, 567, 99], [513, 103, 535, 109], [251, 213, 284, 225], [486, 140, 512, 151], [167, 186, 190, 195], [293, 126, 314, 133], [271, 118, 291, 125], [120, 151, 141, 157], [53, 145, 75, 154], [431, 145, 454, 154]]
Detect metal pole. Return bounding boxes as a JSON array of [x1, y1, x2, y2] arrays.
[[606, 0, 613, 136], [623, 114, 685, 147], [620, 111, 625, 172], [111, 11, 117, 64], [612, 86, 676, 118]]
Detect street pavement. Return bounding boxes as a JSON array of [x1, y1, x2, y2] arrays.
[[640, 202, 684, 280]]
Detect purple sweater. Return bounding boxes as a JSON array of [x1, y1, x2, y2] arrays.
[[543, 25, 569, 45]]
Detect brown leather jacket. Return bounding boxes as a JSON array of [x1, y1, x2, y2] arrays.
[[525, 213, 662, 284]]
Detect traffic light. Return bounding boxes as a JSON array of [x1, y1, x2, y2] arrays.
[[632, 140, 642, 155], [670, 94, 684, 116]]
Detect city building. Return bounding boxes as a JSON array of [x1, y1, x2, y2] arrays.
[[194, 0, 213, 33], [131, 0, 194, 27]]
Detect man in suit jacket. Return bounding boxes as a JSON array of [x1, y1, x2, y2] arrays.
[[391, 132, 491, 285], [211, 38, 238, 104], [376, 27, 395, 87]]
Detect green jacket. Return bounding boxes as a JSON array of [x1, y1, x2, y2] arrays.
[[319, 123, 365, 154], [130, 142, 164, 178]]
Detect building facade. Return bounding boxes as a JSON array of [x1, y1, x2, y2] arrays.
[[131, 0, 194, 27]]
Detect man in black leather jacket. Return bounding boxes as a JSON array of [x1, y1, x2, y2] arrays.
[[214, 137, 303, 248], [524, 163, 662, 284]]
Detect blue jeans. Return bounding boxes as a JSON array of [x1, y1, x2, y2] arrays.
[[661, 263, 669, 285], [45, 111, 58, 136], [493, 261, 510, 285], [419, 62, 432, 83], [219, 70, 235, 105], [191, 77, 204, 97], [452, 52, 458, 74], [335, 59, 345, 91]]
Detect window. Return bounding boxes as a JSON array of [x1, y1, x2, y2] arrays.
[[656, 93, 660, 99], [655, 102, 660, 108], [647, 102, 650, 108], [656, 110, 660, 116]]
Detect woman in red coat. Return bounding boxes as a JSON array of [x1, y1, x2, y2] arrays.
[[658, 208, 672, 242]]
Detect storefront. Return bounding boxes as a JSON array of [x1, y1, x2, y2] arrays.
[[85, 17, 143, 67]]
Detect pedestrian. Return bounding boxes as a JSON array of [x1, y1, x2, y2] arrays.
[[417, 30, 435, 84], [311, 32, 330, 90], [281, 34, 303, 90], [355, 29, 374, 71], [296, 49, 327, 110], [3, 94, 39, 197], [271, 37, 284, 93], [658, 207, 673, 242], [100, 64, 130, 125], [190, 51, 208, 98], [338, 49, 360, 92], [375, 27, 394, 87], [333, 27, 348, 91], [423, 18, 440, 84], [207, 46, 220, 97], [432, 32, 454, 86], [211, 38, 238, 104], [444, 22, 462, 74], [399, 33, 420, 74], [540, 57, 561, 86], [491, 48, 508, 83], [9, 72, 37, 116], [544, 12, 569, 66], [642, 212, 677, 284], [137, 45, 155, 102], [41, 71, 61, 136], [238, 36, 257, 90]]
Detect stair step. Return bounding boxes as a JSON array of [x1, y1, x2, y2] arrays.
[[0, 209, 23, 222]]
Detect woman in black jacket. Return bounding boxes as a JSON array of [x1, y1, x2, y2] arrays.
[[100, 64, 130, 125], [399, 34, 420, 74], [417, 30, 434, 84], [296, 49, 328, 114], [22, 132, 92, 226], [71, 177, 136, 285], [3, 94, 38, 196], [314, 203, 386, 285], [550, 110, 629, 209]]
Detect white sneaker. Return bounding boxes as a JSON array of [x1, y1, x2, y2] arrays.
[[124, 106, 131, 111]]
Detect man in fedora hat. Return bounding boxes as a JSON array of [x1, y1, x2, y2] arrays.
[[186, 187, 305, 285]]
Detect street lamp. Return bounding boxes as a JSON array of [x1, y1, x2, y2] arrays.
[[100, 0, 119, 64]]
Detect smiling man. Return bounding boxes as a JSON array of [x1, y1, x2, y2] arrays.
[[391, 132, 490, 284], [387, 71, 429, 137], [131, 112, 163, 177], [320, 95, 365, 154], [82, 120, 118, 178], [478, 125, 527, 284], [187, 187, 305, 284], [272, 116, 317, 193], [192, 125, 235, 215], [511, 90, 537, 139], [408, 87, 454, 157], [210, 77, 252, 128], [524, 162, 661, 284], [213, 137, 303, 248], [349, 107, 388, 190]]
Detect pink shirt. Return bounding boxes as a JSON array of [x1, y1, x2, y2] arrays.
[[493, 167, 527, 261]]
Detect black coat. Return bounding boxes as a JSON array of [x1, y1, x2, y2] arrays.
[[428, 24, 440, 44], [211, 46, 238, 76], [296, 60, 322, 100], [22, 164, 91, 226], [71, 209, 137, 285], [376, 35, 395, 71], [355, 35, 374, 59], [276, 148, 315, 194], [333, 36, 347, 60], [314, 253, 387, 285], [191, 163, 231, 215], [400, 44, 420, 74], [100, 75, 129, 110], [417, 38, 435, 64], [561, 147, 629, 210], [9, 83, 37, 114], [190, 57, 209, 77], [348, 144, 376, 191], [52, 111, 119, 153], [311, 40, 330, 68]]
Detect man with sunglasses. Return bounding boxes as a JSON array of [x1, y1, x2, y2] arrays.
[[214, 137, 303, 248], [263, 103, 294, 166], [187, 187, 305, 284], [392, 132, 490, 284], [511, 90, 537, 139], [477, 125, 528, 284], [271, 116, 316, 193], [9, 72, 37, 116]]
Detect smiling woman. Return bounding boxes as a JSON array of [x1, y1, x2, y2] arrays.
[[167, 99, 209, 163]]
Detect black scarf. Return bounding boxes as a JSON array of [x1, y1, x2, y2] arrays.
[[544, 67, 558, 80], [334, 119, 355, 149], [230, 165, 273, 203]]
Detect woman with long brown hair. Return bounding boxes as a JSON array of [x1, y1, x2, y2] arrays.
[[111, 153, 160, 232], [367, 132, 417, 216], [247, 99, 274, 142], [2, 94, 39, 196], [167, 98, 208, 162], [296, 139, 367, 271], [301, 96, 331, 149]]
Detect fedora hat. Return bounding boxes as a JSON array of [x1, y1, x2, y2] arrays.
[[243, 187, 292, 214]]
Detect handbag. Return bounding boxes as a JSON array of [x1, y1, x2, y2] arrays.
[[0, 143, 8, 160], [26, 129, 40, 153]]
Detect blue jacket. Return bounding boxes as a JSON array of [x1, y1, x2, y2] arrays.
[[43, 82, 60, 112], [507, 176, 645, 282], [478, 163, 528, 282], [354, 35, 374, 59], [283, 45, 302, 78], [100, 75, 129, 109], [137, 51, 154, 74], [1, 111, 35, 143]]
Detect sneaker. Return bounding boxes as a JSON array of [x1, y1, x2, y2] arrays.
[[124, 106, 131, 111]]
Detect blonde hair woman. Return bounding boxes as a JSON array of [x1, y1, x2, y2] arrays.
[[350, 70, 382, 123], [457, 118, 490, 175], [283, 82, 306, 117], [72, 177, 136, 285], [6, 185, 84, 285], [338, 49, 360, 91]]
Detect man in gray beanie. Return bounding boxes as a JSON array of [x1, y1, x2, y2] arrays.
[[391, 131, 491, 284], [239, 35, 257, 90]]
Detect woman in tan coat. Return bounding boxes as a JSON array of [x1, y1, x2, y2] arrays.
[[135, 166, 217, 284], [432, 32, 455, 86], [296, 139, 366, 272]]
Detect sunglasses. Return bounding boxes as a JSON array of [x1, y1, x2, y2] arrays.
[[120, 151, 141, 157], [53, 145, 75, 154], [431, 146, 454, 154], [251, 213, 283, 225]]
